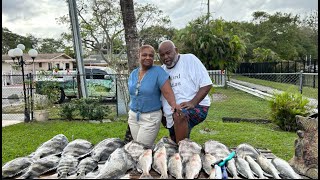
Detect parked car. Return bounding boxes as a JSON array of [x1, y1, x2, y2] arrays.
[[35, 66, 117, 103]]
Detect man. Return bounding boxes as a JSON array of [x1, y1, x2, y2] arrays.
[[158, 40, 213, 143]]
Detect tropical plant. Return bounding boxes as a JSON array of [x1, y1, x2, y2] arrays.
[[269, 91, 310, 131], [174, 16, 247, 72]]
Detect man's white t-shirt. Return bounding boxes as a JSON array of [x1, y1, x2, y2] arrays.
[[161, 53, 213, 128]]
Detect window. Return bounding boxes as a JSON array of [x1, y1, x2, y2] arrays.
[[65, 63, 70, 69], [48, 63, 52, 70], [39, 62, 42, 68]]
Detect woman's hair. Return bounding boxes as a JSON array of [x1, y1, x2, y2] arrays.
[[139, 44, 155, 54]]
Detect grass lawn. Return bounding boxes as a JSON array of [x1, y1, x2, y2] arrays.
[[2, 87, 297, 166]]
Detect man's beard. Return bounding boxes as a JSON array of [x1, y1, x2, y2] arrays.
[[166, 54, 179, 69]]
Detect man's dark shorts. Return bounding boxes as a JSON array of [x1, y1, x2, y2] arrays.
[[168, 105, 209, 142]]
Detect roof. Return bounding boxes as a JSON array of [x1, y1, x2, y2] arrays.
[[2, 53, 73, 60], [2, 53, 75, 63]]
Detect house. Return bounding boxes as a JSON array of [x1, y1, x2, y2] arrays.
[[2, 53, 76, 75]]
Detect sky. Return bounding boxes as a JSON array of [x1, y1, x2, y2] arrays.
[[2, 0, 318, 40]]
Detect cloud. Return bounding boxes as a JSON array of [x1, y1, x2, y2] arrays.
[[2, 0, 69, 38], [2, 0, 318, 39]]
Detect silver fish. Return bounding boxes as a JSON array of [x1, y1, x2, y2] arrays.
[[214, 164, 222, 179], [57, 155, 79, 179], [244, 155, 268, 179], [81, 138, 124, 163], [235, 156, 255, 179], [272, 157, 302, 179], [178, 139, 202, 162], [76, 157, 98, 179], [202, 153, 217, 179], [2, 157, 33, 178], [31, 134, 69, 160], [95, 147, 135, 179], [124, 141, 148, 163], [157, 137, 179, 158], [152, 142, 168, 179], [62, 139, 93, 158], [256, 154, 281, 179], [19, 155, 60, 179], [185, 153, 202, 179], [203, 140, 239, 179], [137, 149, 153, 179], [236, 143, 260, 160], [168, 153, 183, 179]]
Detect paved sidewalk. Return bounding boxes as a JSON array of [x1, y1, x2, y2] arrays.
[[230, 79, 318, 112], [2, 114, 24, 127], [2, 120, 24, 127]]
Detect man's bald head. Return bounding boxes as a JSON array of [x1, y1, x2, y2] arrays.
[[158, 40, 179, 69], [158, 40, 176, 51]]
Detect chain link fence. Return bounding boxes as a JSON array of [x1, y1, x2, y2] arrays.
[[230, 72, 318, 100], [2, 72, 131, 121]]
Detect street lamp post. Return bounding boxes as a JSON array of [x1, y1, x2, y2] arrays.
[[8, 44, 38, 123]]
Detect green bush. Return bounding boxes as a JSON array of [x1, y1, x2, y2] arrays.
[[60, 103, 76, 120], [269, 91, 310, 131], [72, 98, 109, 121]]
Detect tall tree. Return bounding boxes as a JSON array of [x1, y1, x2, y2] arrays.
[[38, 38, 66, 53], [120, 0, 139, 73], [56, 0, 171, 67]]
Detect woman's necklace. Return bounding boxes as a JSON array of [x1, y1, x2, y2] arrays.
[[135, 68, 147, 96]]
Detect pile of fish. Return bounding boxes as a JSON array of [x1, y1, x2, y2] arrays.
[[2, 134, 303, 179]]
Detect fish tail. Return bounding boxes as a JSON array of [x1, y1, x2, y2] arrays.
[[139, 173, 153, 179]]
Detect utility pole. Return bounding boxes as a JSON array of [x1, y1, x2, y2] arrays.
[[68, 0, 88, 98], [207, 0, 210, 24]]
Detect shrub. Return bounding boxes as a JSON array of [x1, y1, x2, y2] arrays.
[[269, 91, 310, 131], [60, 103, 76, 120], [72, 97, 109, 121]]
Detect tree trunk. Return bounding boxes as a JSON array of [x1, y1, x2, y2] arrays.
[[120, 0, 139, 73], [120, 0, 139, 143]]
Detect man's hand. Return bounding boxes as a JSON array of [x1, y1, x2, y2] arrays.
[[180, 101, 195, 110]]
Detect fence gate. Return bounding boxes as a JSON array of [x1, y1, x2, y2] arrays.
[[208, 70, 226, 87], [2, 73, 34, 122]]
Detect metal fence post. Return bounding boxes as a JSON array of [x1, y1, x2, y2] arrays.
[[224, 69, 227, 89], [299, 70, 303, 94]]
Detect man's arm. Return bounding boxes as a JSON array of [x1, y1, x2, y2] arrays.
[[161, 80, 180, 111], [180, 85, 212, 109]]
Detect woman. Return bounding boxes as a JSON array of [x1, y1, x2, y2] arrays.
[[127, 44, 178, 148]]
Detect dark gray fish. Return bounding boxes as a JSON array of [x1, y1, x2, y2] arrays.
[[31, 134, 69, 160], [95, 147, 135, 179], [19, 154, 60, 179], [62, 139, 93, 158], [76, 157, 98, 179], [89, 138, 124, 163], [57, 155, 79, 179], [2, 157, 33, 178]]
